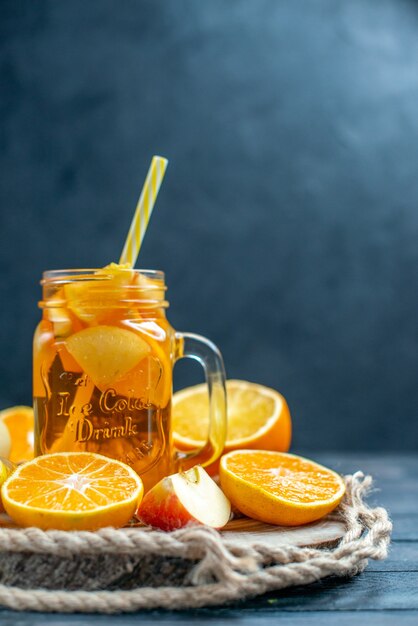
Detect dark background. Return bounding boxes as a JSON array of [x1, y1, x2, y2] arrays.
[[1, 0, 417, 451]]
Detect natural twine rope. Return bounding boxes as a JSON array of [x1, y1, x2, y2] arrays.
[[0, 472, 392, 613]]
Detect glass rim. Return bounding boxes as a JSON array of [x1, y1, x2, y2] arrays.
[[41, 268, 165, 284], [39, 268, 168, 308]]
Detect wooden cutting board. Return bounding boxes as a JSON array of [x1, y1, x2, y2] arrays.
[[0, 513, 346, 548], [221, 516, 346, 547]]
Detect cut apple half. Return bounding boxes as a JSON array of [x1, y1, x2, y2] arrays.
[[66, 326, 150, 388], [137, 465, 231, 531]]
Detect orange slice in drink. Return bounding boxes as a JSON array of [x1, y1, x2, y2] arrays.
[[0, 406, 34, 464], [1, 452, 143, 530], [64, 263, 134, 324], [132, 272, 166, 303], [109, 351, 171, 408], [66, 326, 150, 389], [220, 450, 346, 526], [173, 380, 291, 471], [110, 318, 172, 407]]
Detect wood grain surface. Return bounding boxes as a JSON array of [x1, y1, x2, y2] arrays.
[[222, 517, 346, 547], [0, 453, 415, 624]]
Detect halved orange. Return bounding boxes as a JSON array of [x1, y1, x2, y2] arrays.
[[173, 380, 291, 471], [220, 450, 346, 526], [66, 325, 151, 389], [0, 406, 34, 464], [1, 452, 143, 530]]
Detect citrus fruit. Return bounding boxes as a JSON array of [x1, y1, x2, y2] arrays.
[[1, 452, 144, 530], [111, 318, 172, 407], [64, 263, 134, 324], [133, 271, 166, 303], [0, 458, 15, 513], [0, 406, 34, 464], [173, 380, 291, 465], [220, 451, 346, 526], [109, 350, 171, 408], [66, 326, 150, 389]]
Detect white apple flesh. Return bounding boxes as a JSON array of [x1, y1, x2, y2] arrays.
[[137, 465, 231, 531], [0, 421, 11, 460]]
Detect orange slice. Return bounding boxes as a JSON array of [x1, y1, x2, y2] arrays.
[[64, 263, 135, 324], [66, 326, 150, 389], [1, 452, 144, 530], [220, 451, 346, 526], [110, 318, 173, 407], [173, 381, 291, 470], [0, 406, 34, 464], [132, 272, 166, 303]]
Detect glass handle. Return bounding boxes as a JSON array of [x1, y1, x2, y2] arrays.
[[174, 332, 227, 471]]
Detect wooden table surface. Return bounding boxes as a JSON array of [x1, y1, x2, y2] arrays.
[[0, 453, 416, 625]]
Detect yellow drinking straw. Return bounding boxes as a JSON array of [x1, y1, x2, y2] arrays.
[[119, 155, 168, 267]]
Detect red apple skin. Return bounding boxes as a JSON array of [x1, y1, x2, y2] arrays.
[[137, 477, 196, 531]]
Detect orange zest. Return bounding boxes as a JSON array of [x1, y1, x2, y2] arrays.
[[220, 450, 345, 526], [1, 452, 143, 530], [0, 406, 34, 464]]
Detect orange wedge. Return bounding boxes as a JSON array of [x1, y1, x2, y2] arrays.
[[111, 319, 172, 407], [220, 451, 346, 526], [173, 380, 291, 471], [64, 263, 135, 324], [0, 406, 34, 464], [132, 271, 166, 303], [1, 452, 143, 530]]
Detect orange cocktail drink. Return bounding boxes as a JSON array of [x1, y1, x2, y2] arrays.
[[34, 265, 227, 491]]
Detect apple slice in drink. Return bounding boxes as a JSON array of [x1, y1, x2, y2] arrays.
[[66, 325, 150, 389], [137, 466, 231, 531], [46, 291, 73, 337]]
